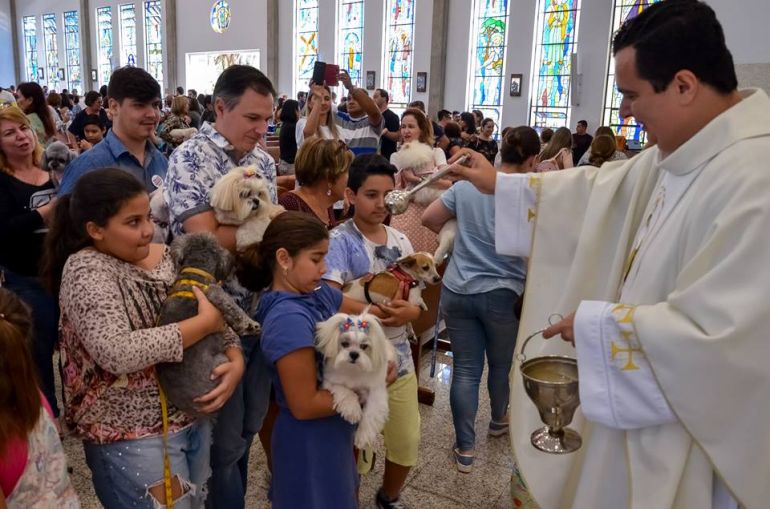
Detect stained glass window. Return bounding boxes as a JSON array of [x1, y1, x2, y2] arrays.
[[294, 0, 319, 97], [529, 0, 581, 129], [468, 0, 510, 138], [337, 0, 364, 91], [210, 0, 232, 34], [96, 7, 113, 86], [42, 14, 60, 90], [602, 0, 661, 144], [120, 4, 138, 67], [144, 1, 164, 89], [384, 0, 415, 114], [22, 16, 38, 83], [63, 11, 82, 91]]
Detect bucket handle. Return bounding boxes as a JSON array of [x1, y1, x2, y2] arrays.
[[516, 313, 564, 363]]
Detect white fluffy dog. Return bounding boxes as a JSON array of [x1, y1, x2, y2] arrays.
[[390, 142, 458, 263], [210, 166, 284, 250], [316, 311, 395, 449]]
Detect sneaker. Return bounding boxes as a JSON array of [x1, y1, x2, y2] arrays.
[[375, 488, 409, 509], [488, 419, 509, 437], [453, 448, 474, 473]]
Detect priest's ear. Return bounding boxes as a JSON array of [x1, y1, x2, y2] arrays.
[[671, 70, 700, 106]]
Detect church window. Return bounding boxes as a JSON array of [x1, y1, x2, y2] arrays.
[[42, 14, 60, 90], [295, 0, 319, 97], [120, 4, 138, 67], [144, 0, 164, 90], [96, 7, 113, 87], [337, 0, 364, 92], [383, 0, 415, 115], [22, 16, 38, 82], [63, 11, 82, 92]]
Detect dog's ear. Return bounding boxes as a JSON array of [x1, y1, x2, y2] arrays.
[[316, 313, 348, 360], [215, 244, 234, 280], [169, 235, 190, 270], [210, 171, 239, 213], [361, 312, 391, 370], [398, 255, 417, 268]]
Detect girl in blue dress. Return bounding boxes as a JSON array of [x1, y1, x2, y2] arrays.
[[241, 211, 357, 509]]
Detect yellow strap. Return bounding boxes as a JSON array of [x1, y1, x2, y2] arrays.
[[158, 384, 174, 509], [174, 278, 210, 289], [168, 290, 196, 299], [180, 267, 216, 281]]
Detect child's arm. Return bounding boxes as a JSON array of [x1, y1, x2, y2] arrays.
[[276, 347, 336, 420], [194, 345, 245, 414], [400, 168, 422, 185]]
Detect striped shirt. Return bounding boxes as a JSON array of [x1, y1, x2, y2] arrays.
[[334, 111, 384, 156]]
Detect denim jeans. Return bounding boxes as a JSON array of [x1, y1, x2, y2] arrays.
[[2, 267, 60, 417], [84, 419, 213, 509], [441, 286, 520, 451], [206, 336, 271, 509]]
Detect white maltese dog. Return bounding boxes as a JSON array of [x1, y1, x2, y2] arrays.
[[316, 311, 395, 449], [210, 166, 284, 250]]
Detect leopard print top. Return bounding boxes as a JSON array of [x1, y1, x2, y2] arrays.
[[59, 247, 214, 443]]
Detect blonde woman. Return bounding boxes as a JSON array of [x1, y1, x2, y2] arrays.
[[296, 83, 339, 147], [0, 105, 60, 419], [278, 137, 353, 229], [158, 95, 194, 150]]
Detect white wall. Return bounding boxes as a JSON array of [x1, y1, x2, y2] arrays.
[[175, 0, 268, 93], [0, 0, 14, 86]]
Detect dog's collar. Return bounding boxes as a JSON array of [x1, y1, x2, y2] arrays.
[[180, 267, 216, 282]]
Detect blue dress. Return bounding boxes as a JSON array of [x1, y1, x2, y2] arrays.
[[255, 284, 357, 509]]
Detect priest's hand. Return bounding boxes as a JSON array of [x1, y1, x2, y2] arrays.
[[542, 312, 576, 346], [447, 148, 497, 194]]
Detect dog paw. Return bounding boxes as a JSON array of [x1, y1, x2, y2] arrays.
[[242, 319, 261, 336], [354, 426, 378, 449], [335, 396, 363, 424]]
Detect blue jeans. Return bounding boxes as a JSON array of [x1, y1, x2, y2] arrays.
[[206, 336, 271, 509], [2, 267, 60, 417], [441, 286, 520, 451], [84, 419, 213, 508]]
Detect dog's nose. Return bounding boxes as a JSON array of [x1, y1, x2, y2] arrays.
[[349, 352, 360, 362]]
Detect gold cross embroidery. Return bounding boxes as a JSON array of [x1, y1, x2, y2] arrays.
[[611, 330, 641, 371], [612, 304, 636, 324], [528, 175, 539, 188], [527, 208, 536, 222]]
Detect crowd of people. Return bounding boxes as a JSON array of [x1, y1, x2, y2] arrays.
[[1, 2, 765, 508]]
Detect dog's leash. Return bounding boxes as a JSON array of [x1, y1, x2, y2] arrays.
[[155, 266, 217, 509]]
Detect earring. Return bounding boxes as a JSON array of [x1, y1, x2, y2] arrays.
[[283, 266, 289, 276], [326, 186, 332, 197]]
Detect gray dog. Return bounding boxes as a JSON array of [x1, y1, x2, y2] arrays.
[[156, 233, 261, 416], [42, 141, 76, 188]]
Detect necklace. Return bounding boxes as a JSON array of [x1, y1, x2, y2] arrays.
[[296, 189, 330, 225], [13, 167, 49, 186]]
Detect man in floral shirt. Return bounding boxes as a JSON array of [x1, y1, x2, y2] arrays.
[[163, 65, 276, 509]]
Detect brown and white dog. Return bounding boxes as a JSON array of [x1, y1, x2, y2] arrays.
[[343, 252, 441, 311]]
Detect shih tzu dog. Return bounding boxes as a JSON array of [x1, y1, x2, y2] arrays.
[[343, 252, 442, 311], [210, 166, 285, 250], [43, 141, 76, 188], [156, 233, 261, 416], [316, 311, 395, 449]]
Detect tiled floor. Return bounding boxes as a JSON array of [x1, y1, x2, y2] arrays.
[[60, 350, 514, 508]]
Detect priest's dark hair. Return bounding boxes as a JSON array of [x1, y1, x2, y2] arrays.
[[613, 0, 737, 95]]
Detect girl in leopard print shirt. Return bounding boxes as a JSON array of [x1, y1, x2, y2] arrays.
[[45, 168, 244, 509]]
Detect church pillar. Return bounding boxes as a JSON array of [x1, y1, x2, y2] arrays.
[[266, 0, 279, 86], [79, 0, 93, 91], [428, 0, 449, 117], [10, 0, 21, 82], [163, 0, 177, 92]]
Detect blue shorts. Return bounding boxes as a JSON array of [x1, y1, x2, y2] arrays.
[[84, 419, 213, 509]]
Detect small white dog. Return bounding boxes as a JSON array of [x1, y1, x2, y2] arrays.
[[390, 142, 458, 263], [210, 166, 284, 250], [316, 311, 395, 448], [343, 252, 441, 311]]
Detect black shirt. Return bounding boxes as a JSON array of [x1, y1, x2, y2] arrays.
[[68, 108, 112, 140], [0, 172, 56, 276], [572, 133, 593, 164], [380, 108, 400, 161], [279, 121, 298, 164]]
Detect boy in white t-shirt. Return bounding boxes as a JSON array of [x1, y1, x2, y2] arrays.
[[323, 154, 422, 509]]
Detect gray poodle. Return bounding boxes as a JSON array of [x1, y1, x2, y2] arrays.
[[156, 233, 261, 416]]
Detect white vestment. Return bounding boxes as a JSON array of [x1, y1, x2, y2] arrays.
[[496, 89, 770, 509]]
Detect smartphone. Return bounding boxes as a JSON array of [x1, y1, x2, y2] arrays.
[[312, 61, 340, 87]]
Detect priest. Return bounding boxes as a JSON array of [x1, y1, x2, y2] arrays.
[[449, 1, 770, 508]]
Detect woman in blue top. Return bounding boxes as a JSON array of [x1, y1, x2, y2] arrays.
[[421, 127, 541, 473], [240, 211, 357, 508]]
